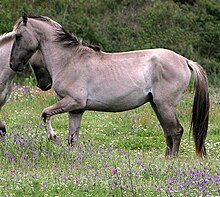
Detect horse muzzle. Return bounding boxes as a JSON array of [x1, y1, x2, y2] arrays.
[[10, 62, 26, 72]]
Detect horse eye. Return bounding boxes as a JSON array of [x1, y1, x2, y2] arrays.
[[15, 34, 21, 40]]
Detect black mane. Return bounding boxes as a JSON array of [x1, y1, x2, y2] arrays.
[[55, 27, 101, 52], [18, 15, 101, 52]]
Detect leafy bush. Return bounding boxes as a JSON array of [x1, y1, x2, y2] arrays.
[[0, 0, 219, 85]]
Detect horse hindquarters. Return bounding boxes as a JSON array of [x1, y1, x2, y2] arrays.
[[149, 56, 190, 157]]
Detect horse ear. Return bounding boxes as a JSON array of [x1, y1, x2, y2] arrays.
[[22, 12, 28, 25]]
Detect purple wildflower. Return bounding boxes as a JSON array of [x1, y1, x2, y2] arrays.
[[111, 167, 117, 174]]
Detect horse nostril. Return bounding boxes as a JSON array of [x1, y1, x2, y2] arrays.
[[10, 62, 24, 71]]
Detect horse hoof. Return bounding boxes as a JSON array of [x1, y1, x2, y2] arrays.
[[0, 127, 6, 137], [48, 134, 57, 141], [42, 113, 47, 123], [68, 138, 77, 147]]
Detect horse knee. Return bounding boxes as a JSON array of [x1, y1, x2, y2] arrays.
[[177, 125, 183, 137]]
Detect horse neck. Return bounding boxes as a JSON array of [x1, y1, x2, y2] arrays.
[[40, 41, 74, 79], [0, 34, 15, 85], [0, 32, 14, 46], [25, 22, 62, 78], [30, 20, 84, 79]]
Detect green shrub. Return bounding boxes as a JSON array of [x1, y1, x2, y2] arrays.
[[0, 0, 219, 85]]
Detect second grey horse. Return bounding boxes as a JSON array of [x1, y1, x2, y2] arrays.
[[0, 32, 52, 136]]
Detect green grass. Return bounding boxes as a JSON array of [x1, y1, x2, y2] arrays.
[[0, 85, 219, 196]]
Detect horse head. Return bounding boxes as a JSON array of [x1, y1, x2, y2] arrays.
[[9, 13, 52, 91], [10, 13, 39, 72]]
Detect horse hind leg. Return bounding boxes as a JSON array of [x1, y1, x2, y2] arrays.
[[68, 111, 84, 146], [150, 102, 183, 158]]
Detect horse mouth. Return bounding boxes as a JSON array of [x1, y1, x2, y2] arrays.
[[10, 62, 28, 72], [37, 83, 52, 91]]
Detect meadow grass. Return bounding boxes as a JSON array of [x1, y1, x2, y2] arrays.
[[0, 84, 219, 196]]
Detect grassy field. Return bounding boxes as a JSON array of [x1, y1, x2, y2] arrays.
[[0, 84, 219, 196]]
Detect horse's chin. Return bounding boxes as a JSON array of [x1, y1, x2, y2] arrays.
[[16, 67, 26, 72], [37, 83, 52, 91]]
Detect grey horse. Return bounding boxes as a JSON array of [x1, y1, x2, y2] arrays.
[[10, 14, 209, 158]]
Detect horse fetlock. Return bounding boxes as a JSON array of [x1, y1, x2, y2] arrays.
[[165, 145, 173, 156], [68, 134, 78, 146], [165, 147, 179, 158], [48, 133, 57, 140], [42, 111, 52, 123]]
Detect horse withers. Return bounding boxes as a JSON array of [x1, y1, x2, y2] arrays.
[[0, 31, 52, 136], [10, 14, 209, 158]]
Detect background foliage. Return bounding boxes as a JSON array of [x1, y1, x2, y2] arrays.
[[0, 0, 219, 85]]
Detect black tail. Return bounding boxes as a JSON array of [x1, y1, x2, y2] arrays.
[[187, 60, 209, 158]]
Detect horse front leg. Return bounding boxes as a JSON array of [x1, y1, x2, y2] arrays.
[[0, 120, 6, 137], [68, 111, 84, 146], [43, 116, 56, 140], [41, 95, 86, 142]]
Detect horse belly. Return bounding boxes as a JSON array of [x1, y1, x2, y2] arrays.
[[86, 88, 152, 112]]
